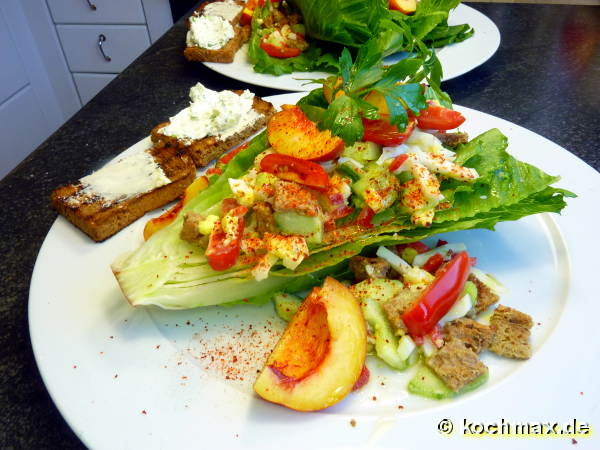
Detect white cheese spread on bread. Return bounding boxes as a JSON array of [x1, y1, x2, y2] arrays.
[[69, 150, 171, 207], [160, 83, 261, 143], [186, 15, 234, 50], [203, 0, 243, 22]]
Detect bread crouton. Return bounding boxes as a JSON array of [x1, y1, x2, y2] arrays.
[[51, 146, 196, 242], [469, 273, 500, 314], [427, 339, 488, 391], [253, 201, 276, 236], [273, 180, 321, 217], [151, 92, 276, 168], [349, 256, 391, 282], [443, 318, 495, 354], [382, 288, 421, 334], [434, 131, 469, 148], [488, 305, 533, 359]]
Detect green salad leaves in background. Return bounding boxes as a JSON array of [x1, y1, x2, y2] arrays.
[[248, 0, 474, 76]]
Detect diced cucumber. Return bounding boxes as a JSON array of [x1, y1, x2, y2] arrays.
[[421, 335, 437, 358], [470, 267, 507, 295], [351, 163, 398, 213], [400, 247, 419, 264], [462, 281, 478, 307], [342, 141, 382, 164], [351, 278, 403, 304], [361, 297, 408, 371], [438, 293, 473, 325], [376, 246, 434, 285], [407, 364, 489, 400], [273, 211, 323, 244], [255, 172, 278, 190], [397, 334, 416, 361], [273, 292, 303, 322]]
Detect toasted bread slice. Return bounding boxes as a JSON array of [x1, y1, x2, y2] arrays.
[[51, 146, 196, 242], [151, 92, 276, 167], [184, 0, 249, 64]]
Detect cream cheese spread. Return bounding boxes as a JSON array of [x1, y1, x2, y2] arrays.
[[70, 150, 171, 206], [160, 83, 261, 143], [186, 15, 234, 50], [203, 0, 243, 22]]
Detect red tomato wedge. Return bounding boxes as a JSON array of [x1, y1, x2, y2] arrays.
[[219, 142, 248, 165], [402, 251, 472, 337], [206, 205, 248, 271], [260, 37, 301, 58], [416, 104, 466, 130], [260, 153, 330, 191], [362, 116, 416, 147], [388, 153, 408, 173], [422, 252, 444, 274], [356, 207, 375, 229]]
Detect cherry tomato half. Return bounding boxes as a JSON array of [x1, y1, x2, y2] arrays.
[[260, 39, 301, 58], [402, 251, 472, 337], [362, 116, 416, 147], [260, 153, 330, 191], [416, 104, 465, 130], [206, 205, 248, 271]]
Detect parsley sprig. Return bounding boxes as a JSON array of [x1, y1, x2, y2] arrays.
[[298, 36, 452, 146]]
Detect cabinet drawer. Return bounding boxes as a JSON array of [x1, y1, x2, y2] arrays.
[[73, 73, 117, 105], [57, 25, 150, 73], [47, 0, 146, 24]]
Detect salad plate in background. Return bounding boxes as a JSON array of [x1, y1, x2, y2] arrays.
[[203, 4, 500, 91], [29, 92, 600, 449]]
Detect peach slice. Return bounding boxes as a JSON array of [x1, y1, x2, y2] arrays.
[[254, 277, 367, 411], [143, 175, 208, 240], [267, 105, 344, 162], [389, 0, 417, 15]]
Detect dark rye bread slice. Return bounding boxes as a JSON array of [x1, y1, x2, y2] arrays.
[[184, 0, 249, 64], [151, 92, 276, 167], [51, 146, 196, 242]]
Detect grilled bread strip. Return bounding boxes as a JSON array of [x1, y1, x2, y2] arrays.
[[51, 146, 196, 242], [184, 0, 249, 64], [151, 92, 276, 167]]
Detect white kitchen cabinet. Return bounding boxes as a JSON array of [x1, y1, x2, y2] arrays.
[[50, 0, 172, 105], [57, 25, 151, 73], [47, 0, 147, 24], [73, 73, 117, 104]]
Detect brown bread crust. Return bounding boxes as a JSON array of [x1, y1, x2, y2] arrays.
[[184, 0, 249, 64], [51, 146, 196, 242], [151, 93, 276, 167]]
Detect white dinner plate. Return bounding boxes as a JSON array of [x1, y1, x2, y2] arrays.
[[203, 4, 500, 91], [30, 93, 600, 450]]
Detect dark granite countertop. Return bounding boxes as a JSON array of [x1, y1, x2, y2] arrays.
[[1, 3, 598, 448]]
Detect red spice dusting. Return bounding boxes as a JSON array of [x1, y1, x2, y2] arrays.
[[155, 345, 160, 349], [572, 438, 578, 444], [141, 410, 147, 415], [72, 365, 77, 369], [99, 352, 104, 355], [372, 396, 377, 401], [398, 405, 404, 409], [350, 419, 357, 427], [187, 318, 284, 386], [580, 391, 584, 396]]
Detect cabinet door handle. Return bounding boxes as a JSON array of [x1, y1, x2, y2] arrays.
[[97, 34, 111, 62], [85, 0, 97, 11]]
